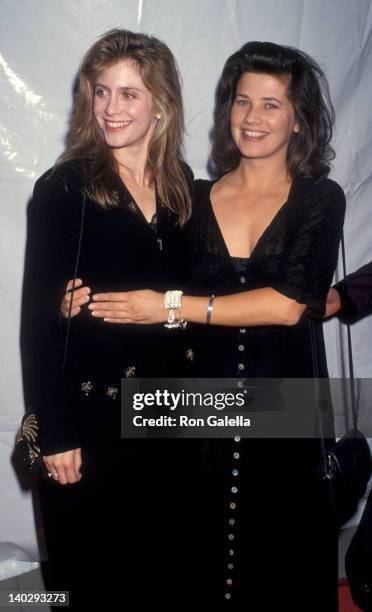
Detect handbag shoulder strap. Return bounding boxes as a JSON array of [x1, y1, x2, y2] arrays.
[[311, 230, 361, 475], [61, 192, 87, 371], [340, 233, 360, 430]]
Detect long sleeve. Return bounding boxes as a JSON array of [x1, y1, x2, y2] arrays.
[[23, 164, 84, 455], [334, 260, 372, 322]]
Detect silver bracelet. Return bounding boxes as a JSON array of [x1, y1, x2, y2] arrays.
[[206, 294, 215, 324], [164, 290, 187, 329]]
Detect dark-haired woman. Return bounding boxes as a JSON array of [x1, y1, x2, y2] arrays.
[[82, 42, 346, 609], [23, 29, 198, 609]]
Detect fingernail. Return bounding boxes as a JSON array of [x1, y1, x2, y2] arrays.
[[88, 304, 94, 310]]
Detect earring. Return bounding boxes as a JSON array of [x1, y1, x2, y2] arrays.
[[155, 114, 161, 121], [293, 125, 299, 133]]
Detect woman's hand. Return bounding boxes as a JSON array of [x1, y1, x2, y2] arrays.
[[43, 448, 82, 485], [88, 290, 165, 324], [324, 287, 341, 318], [61, 279, 91, 318]]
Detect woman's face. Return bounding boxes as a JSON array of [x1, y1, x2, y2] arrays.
[[230, 71, 299, 163], [93, 59, 158, 156]]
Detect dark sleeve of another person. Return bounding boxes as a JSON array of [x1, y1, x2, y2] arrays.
[[334, 260, 372, 322]]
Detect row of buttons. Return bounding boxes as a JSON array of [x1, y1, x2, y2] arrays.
[[225, 271, 246, 600], [238, 327, 247, 373], [225, 435, 241, 601]]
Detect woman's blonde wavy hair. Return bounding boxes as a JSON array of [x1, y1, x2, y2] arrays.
[[58, 28, 191, 224]]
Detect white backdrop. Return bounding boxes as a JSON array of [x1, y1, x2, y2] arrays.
[[1, 0, 372, 566]]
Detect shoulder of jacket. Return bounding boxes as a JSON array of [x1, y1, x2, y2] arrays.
[[34, 160, 84, 196], [31, 161, 86, 221]]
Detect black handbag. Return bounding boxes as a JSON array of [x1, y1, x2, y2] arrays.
[[16, 193, 87, 472], [312, 235, 372, 528], [324, 425, 372, 529], [312, 326, 371, 528]]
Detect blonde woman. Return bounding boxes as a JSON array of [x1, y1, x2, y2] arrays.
[[23, 29, 194, 609]]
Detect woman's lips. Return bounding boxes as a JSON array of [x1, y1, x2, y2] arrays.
[[241, 129, 268, 141], [104, 120, 132, 131]]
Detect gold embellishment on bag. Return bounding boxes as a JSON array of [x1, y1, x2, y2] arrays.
[[124, 366, 136, 378], [81, 381, 93, 396], [186, 348, 194, 362], [106, 386, 119, 399], [16, 413, 41, 471]]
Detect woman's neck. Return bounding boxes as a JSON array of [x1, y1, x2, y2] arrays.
[[114, 148, 151, 188], [232, 157, 290, 192]]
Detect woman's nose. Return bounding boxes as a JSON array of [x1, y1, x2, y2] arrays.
[[105, 94, 121, 116], [244, 106, 262, 124]]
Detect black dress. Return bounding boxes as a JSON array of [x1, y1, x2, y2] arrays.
[[22, 160, 198, 609], [184, 176, 346, 610]]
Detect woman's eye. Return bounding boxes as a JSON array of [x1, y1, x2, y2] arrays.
[[265, 103, 278, 109], [236, 99, 249, 106], [123, 91, 135, 100], [94, 88, 107, 97]]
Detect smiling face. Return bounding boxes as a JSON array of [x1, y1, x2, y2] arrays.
[[93, 59, 158, 157], [230, 71, 299, 164]]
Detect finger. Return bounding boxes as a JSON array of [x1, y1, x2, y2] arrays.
[[73, 449, 82, 481], [91, 309, 131, 318], [46, 466, 63, 483], [47, 458, 67, 484], [89, 302, 127, 312], [75, 294, 90, 306], [43, 461, 55, 477], [66, 278, 83, 292], [61, 304, 72, 319], [104, 318, 134, 324], [92, 292, 129, 302], [65, 463, 79, 484], [63, 292, 73, 306], [57, 465, 69, 484], [67, 291, 90, 310], [62, 292, 89, 317], [50, 462, 67, 485], [69, 287, 91, 300], [62, 304, 81, 319]]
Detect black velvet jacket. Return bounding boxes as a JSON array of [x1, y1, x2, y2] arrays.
[[22, 161, 190, 455]]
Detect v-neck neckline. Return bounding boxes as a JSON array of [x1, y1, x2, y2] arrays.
[[118, 175, 159, 226], [208, 178, 295, 261]]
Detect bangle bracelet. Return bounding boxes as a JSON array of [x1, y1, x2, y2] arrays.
[[206, 294, 215, 324]]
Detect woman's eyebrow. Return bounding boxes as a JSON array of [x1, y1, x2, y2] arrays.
[[236, 92, 283, 104], [94, 83, 143, 92]]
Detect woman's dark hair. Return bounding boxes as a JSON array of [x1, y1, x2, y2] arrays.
[[211, 41, 335, 179]]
